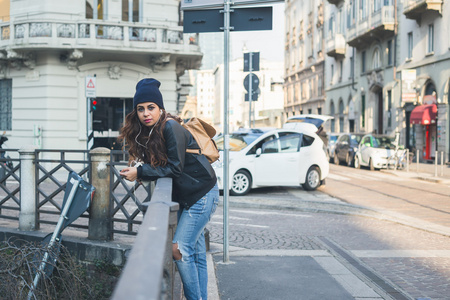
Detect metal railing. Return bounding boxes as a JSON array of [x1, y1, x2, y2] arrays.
[[35, 149, 90, 230], [0, 149, 20, 221], [109, 150, 152, 235], [0, 148, 154, 237], [112, 177, 178, 300]]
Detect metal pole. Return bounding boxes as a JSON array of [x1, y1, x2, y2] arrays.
[[406, 148, 409, 172], [416, 149, 419, 172], [249, 52, 252, 128], [222, 0, 231, 263], [435, 151, 438, 177]]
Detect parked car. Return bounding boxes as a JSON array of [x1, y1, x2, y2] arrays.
[[326, 133, 340, 163], [283, 114, 334, 133], [354, 134, 397, 170], [334, 133, 365, 166], [212, 128, 329, 195]]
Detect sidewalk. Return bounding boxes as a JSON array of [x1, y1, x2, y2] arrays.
[[382, 161, 450, 184], [206, 245, 406, 300], [204, 162, 450, 300]]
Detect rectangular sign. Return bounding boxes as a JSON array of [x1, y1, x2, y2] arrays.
[[244, 52, 260, 71], [183, 7, 272, 33], [231, 7, 272, 31], [181, 0, 283, 10], [401, 69, 416, 103], [183, 9, 224, 33]]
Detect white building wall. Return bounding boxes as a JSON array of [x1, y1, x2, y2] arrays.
[[1, 0, 201, 151]]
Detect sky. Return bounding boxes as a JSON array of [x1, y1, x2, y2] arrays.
[[230, 2, 285, 62]]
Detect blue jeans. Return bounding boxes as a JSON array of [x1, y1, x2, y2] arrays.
[[173, 184, 219, 300]]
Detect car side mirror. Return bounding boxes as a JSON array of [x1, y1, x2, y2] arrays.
[[256, 148, 262, 157]]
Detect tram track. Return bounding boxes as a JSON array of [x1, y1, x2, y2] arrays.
[[328, 168, 450, 216]]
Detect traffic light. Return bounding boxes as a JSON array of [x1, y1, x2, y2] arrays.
[[91, 99, 97, 111]]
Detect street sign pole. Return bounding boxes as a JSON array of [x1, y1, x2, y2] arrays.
[[222, 0, 231, 263], [249, 52, 252, 128]]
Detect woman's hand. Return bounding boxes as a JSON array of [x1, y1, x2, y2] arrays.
[[120, 167, 138, 182]]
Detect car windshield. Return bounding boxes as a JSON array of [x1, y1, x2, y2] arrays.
[[329, 135, 339, 144], [350, 135, 363, 144], [373, 137, 396, 149], [215, 132, 263, 151]]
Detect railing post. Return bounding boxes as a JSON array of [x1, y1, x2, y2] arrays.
[[165, 202, 179, 297], [19, 146, 38, 231], [88, 147, 113, 241]]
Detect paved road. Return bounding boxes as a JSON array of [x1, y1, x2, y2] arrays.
[[209, 165, 450, 300]]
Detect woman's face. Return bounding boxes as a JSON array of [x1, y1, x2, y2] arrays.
[[136, 102, 162, 127]]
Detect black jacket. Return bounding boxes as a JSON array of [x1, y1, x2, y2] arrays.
[[136, 119, 217, 209]]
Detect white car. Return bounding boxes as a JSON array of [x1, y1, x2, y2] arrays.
[[354, 134, 397, 170], [212, 128, 329, 195]]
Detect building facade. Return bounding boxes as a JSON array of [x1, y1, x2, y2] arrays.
[[292, 0, 449, 162], [0, 0, 201, 151], [284, 0, 326, 126]]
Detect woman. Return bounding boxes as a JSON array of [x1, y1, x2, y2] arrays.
[[119, 78, 219, 300]]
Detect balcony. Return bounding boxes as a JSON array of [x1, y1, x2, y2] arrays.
[[326, 33, 346, 58], [0, 18, 201, 67], [403, 0, 443, 20], [347, 6, 395, 49]]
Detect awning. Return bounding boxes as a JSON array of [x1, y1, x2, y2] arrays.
[[410, 104, 437, 125]]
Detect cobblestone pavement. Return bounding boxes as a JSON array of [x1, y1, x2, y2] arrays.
[[208, 205, 450, 300]]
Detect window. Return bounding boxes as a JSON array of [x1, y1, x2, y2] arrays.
[[279, 134, 301, 153], [387, 40, 393, 65], [428, 24, 434, 53], [374, 0, 381, 12], [407, 32, 413, 59], [372, 48, 380, 69], [339, 100, 344, 133], [317, 107, 322, 115], [302, 135, 315, 147], [0, 79, 12, 131], [86, 0, 105, 20], [122, 0, 139, 22], [308, 109, 312, 114], [360, 0, 367, 20], [262, 139, 279, 154], [387, 90, 392, 127], [361, 51, 366, 73], [361, 94, 365, 128], [331, 64, 334, 84], [339, 60, 343, 82]]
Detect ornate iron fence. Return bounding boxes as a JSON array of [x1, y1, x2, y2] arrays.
[[35, 149, 91, 230], [109, 150, 152, 235], [0, 149, 20, 222]]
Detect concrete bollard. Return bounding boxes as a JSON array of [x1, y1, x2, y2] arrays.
[[88, 147, 113, 241], [19, 146, 38, 231]]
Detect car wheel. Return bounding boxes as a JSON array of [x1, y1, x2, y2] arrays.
[[334, 153, 340, 165], [369, 158, 375, 171], [302, 166, 321, 191], [230, 170, 252, 196], [354, 155, 360, 169]]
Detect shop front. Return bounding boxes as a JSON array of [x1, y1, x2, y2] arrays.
[[410, 102, 437, 161]]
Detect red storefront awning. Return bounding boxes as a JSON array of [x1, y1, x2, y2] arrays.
[[410, 104, 437, 125]]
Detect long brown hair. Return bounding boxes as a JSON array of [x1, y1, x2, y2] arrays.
[[118, 109, 182, 167]]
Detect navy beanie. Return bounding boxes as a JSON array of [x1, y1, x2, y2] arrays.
[[133, 78, 165, 109]]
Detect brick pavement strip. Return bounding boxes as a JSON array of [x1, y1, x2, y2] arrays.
[[209, 203, 450, 299]]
